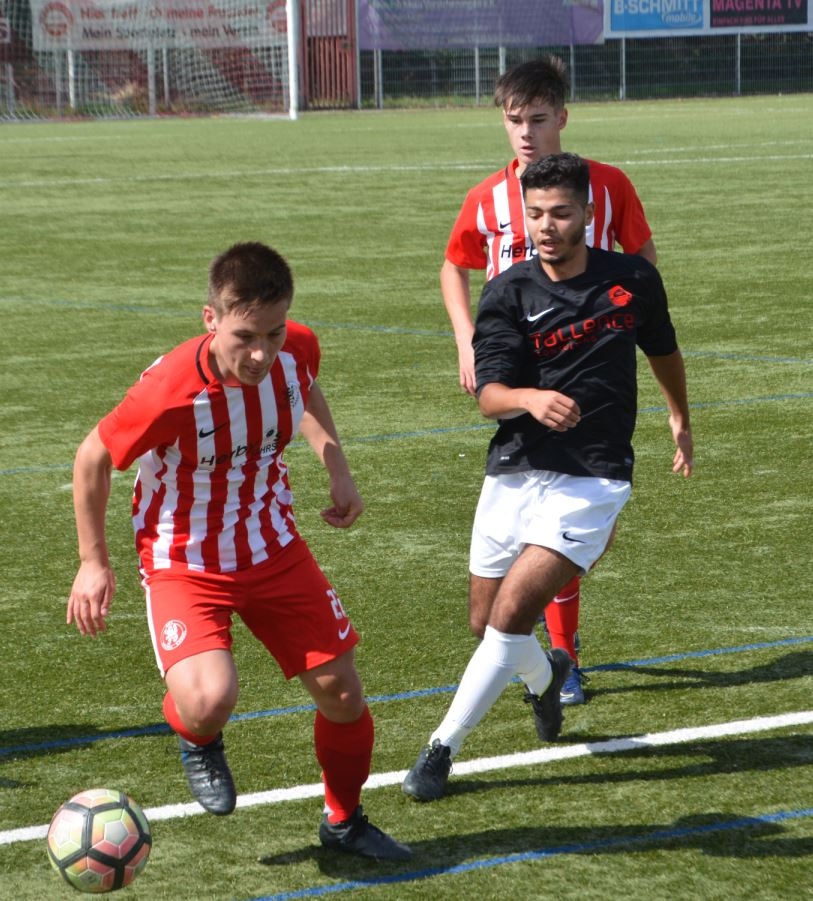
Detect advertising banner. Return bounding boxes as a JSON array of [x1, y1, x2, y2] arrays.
[[358, 0, 605, 51], [606, 0, 811, 35], [30, 0, 288, 50]]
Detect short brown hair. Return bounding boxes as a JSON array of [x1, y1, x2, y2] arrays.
[[494, 56, 569, 112], [208, 242, 293, 314]]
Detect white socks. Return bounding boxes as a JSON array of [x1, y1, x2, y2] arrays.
[[430, 626, 552, 757]]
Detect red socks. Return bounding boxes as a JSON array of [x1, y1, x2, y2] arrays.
[[162, 692, 219, 746], [314, 706, 374, 824], [544, 575, 580, 663]]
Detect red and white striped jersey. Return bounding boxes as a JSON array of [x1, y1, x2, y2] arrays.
[[445, 158, 652, 281], [98, 322, 319, 575]]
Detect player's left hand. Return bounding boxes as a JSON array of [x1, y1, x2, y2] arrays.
[[320, 476, 364, 528], [670, 415, 694, 478]]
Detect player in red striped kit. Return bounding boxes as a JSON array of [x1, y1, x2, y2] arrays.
[[441, 57, 657, 706], [67, 242, 410, 861]]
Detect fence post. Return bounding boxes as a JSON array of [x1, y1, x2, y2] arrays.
[[734, 34, 742, 96], [67, 49, 76, 110], [5, 63, 14, 117], [374, 47, 383, 109], [162, 48, 170, 107], [147, 48, 157, 115], [569, 43, 575, 101], [55, 52, 63, 116], [352, 0, 361, 109], [619, 38, 627, 101]]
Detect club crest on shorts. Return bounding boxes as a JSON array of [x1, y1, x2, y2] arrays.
[[160, 619, 188, 651]]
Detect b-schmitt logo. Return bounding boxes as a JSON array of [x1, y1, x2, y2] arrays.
[[614, 0, 702, 27], [39, 1, 73, 38]]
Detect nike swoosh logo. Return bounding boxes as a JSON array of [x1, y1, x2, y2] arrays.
[[562, 531, 586, 544], [338, 623, 352, 641], [526, 307, 555, 323], [499, 220, 512, 230], [198, 423, 227, 438]]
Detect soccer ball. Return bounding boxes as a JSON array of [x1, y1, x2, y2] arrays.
[[47, 788, 152, 893]]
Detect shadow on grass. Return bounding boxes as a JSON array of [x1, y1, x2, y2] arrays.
[[0, 723, 170, 763], [588, 649, 813, 700], [446, 734, 813, 795], [258, 809, 813, 882]]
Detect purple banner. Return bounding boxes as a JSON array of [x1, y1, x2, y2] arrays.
[[359, 0, 604, 51]]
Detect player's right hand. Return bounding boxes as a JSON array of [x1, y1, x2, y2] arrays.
[[528, 390, 581, 431], [67, 562, 116, 637]]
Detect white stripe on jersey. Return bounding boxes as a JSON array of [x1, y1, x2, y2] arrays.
[[590, 184, 613, 251], [216, 387, 250, 571]]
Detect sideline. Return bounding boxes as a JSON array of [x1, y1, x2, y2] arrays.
[[4, 709, 811, 847]]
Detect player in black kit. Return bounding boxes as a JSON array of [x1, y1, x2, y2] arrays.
[[403, 153, 693, 802]]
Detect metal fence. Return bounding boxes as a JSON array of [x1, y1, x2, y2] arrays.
[[2, 20, 812, 118], [359, 34, 813, 108]]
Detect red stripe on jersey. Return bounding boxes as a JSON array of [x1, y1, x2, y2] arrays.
[[270, 358, 294, 448]]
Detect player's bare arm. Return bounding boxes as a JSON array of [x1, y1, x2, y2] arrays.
[[68, 426, 117, 637], [440, 259, 477, 395], [478, 383, 581, 431], [635, 237, 657, 266], [646, 350, 693, 478], [299, 381, 364, 528]]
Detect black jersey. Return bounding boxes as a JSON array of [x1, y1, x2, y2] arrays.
[[474, 247, 678, 482]]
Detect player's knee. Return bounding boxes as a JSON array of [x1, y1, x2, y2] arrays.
[[178, 687, 237, 734], [305, 665, 365, 722], [468, 612, 487, 639]]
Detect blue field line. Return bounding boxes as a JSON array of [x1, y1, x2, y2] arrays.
[[5, 297, 813, 365], [587, 634, 813, 671], [2, 636, 810, 759], [1, 391, 811, 478], [247, 807, 813, 901]]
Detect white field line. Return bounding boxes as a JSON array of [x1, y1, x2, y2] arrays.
[[3, 709, 811, 847], [2, 152, 813, 190]]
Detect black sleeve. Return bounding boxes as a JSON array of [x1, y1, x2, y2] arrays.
[[635, 263, 679, 357], [473, 280, 525, 394]]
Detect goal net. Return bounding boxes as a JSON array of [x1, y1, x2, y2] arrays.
[[1, 0, 298, 118]]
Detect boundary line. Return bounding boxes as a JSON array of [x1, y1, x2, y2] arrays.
[[3, 710, 811, 848], [2, 151, 813, 190]]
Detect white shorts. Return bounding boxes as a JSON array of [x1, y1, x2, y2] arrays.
[[469, 470, 632, 578]]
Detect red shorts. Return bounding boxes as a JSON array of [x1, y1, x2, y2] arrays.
[[141, 539, 359, 679]]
